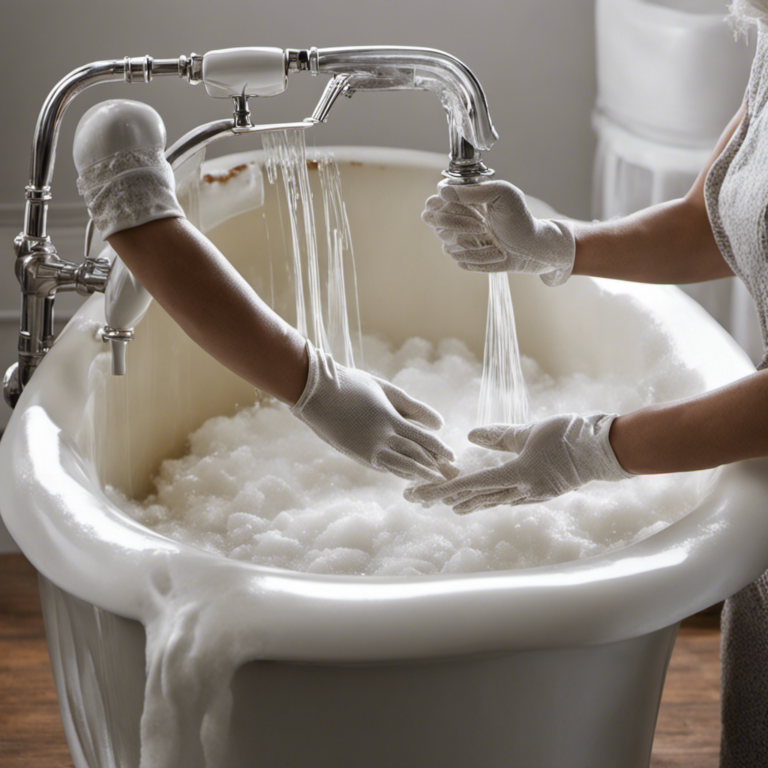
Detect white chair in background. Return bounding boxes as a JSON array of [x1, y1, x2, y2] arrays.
[[593, 0, 762, 361]]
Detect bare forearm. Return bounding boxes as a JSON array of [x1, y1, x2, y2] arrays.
[[108, 217, 308, 404], [611, 369, 768, 475], [572, 102, 746, 286], [571, 198, 732, 284]]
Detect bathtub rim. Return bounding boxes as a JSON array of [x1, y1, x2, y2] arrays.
[[2, 146, 768, 661], [4, 389, 765, 662]]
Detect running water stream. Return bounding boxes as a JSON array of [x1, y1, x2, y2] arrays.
[[479, 273, 531, 426], [261, 130, 362, 368], [261, 129, 529, 420]]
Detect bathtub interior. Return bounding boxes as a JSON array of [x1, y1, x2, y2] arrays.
[[74, 147, 744, 513]]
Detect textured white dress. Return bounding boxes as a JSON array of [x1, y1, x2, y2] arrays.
[[704, 24, 768, 768]]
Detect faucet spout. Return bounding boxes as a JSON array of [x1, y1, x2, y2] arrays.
[[289, 46, 498, 179]]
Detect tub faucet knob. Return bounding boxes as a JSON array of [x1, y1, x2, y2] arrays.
[[3, 363, 21, 408]]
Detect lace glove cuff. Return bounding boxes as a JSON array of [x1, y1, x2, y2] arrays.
[[77, 145, 185, 239]]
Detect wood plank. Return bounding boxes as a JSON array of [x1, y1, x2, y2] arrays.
[[0, 554, 74, 768], [650, 616, 720, 767]]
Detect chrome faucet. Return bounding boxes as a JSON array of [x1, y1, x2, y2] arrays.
[[4, 46, 497, 408], [288, 46, 498, 181]]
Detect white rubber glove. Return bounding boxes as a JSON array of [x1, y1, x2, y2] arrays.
[[291, 340, 458, 483], [421, 179, 576, 286], [74, 100, 185, 239], [406, 412, 633, 514]]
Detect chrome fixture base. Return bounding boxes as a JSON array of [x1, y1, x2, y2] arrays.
[[443, 163, 495, 183]]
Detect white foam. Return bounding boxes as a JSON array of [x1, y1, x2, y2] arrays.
[[109, 335, 712, 576]]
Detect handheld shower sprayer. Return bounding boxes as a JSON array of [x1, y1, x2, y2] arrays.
[[4, 45, 497, 408]]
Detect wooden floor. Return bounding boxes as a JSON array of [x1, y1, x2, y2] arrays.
[[0, 554, 721, 767]]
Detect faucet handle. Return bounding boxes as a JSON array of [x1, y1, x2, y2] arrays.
[[3, 363, 22, 409], [310, 75, 353, 123]]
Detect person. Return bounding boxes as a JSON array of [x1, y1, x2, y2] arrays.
[[417, 3, 768, 765], [73, 99, 456, 486]]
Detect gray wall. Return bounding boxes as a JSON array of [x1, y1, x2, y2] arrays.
[[2, 0, 597, 212], [0, 0, 598, 550]]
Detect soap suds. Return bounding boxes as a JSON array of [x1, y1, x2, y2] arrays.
[[109, 335, 711, 576]]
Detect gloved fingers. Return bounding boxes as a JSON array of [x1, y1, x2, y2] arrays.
[[459, 254, 556, 275], [403, 485, 428, 505], [443, 489, 475, 506], [374, 450, 446, 483], [426, 199, 485, 219], [424, 193, 481, 216], [439, 179, 518, 207], [388, 435, 444, 475], [456, 233, 495, 249], [442, 201, 484, 218], [373, 378, 444, 430], [409, 450, 461, 481], [407, 465, 510, 504], [457, 261, 509, 274], [421, 209, 488, 234], [448, 245, 507, 266], [423, 194, 445, 213], [468, 423, 534, 453], [453, 487, 524, 515], [394, 420, 457, 465], [437, 457, 462, 480], [435, 228, 492, 247], [442, 235, 494, 254], [404, 476, 468, 507]]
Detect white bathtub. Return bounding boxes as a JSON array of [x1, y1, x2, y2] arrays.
[[3, 147, 768, 768]]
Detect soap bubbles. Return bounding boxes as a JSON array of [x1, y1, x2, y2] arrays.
[[109, 335, 711, 576]]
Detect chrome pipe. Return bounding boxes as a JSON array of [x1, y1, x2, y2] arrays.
[[167, 82, 336, 168], [26, 54, 201, 239], [166, 117, 315, 170], [28, 60, 124, 222]]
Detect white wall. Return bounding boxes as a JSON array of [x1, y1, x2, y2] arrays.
[[0, 0, 599, 550]]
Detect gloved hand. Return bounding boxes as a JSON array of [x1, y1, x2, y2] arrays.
[[421, 179, 576, 286], [406, 412, 633, 513], [292, 340, 458, 483], [74, 99, 185, 239]]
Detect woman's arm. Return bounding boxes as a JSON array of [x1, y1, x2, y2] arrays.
[[76, 99, 456, 484], [423, 104, 746, 286], [109, 216, 458, 483], [572, 102, 747, 284], [410, 365, 768, 513], [109, 217, 309, 405], [611, 366, 768, 474]]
